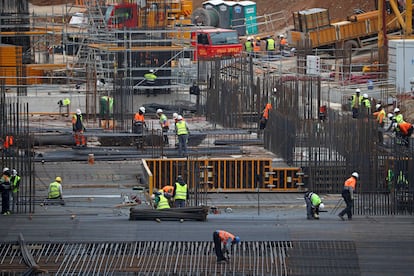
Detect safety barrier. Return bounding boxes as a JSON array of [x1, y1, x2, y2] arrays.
[[142, 158, 303, 194]]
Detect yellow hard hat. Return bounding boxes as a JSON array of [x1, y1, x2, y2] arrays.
[[55, 176, 62, 182]]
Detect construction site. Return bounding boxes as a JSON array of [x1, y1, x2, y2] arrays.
[[1, 0, 414, 275]]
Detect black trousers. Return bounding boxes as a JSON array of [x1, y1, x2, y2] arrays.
[[1, 189, 10, 213], [213, 231, 225, 261], [339, 190, 353, 219]]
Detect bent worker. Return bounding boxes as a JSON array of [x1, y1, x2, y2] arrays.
[[48, 176, 63, 199], [304, 191, 324, 220], [213, 230, 240, 263], [338, 172, 359, 221], [72, 109, 86, 147], [153, 190, 170, 210]]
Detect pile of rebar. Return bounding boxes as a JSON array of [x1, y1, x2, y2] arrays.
[[129, 206, 209, 221]]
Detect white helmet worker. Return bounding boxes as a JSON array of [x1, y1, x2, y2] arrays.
[[394, 107, 400, 113], [76, 109, 82, 115], [279, 34, 284, 38], [3, 167, 9, 173], [173, 112, 179, 120], [351, 172, 359, 179], [177, 115, 183, 121], [355, 88, 361, 93], [387, 113, 394, 119], [156, 109, 163, 114], [139, 106, 145, 113], [363, 93, 368, 98], [375, 103, 381, 110]]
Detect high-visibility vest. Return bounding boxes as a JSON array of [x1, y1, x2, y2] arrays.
[[351, 94, 362, 108], [62, 98, 71, 106], [72, 114, 84, 131], [159, 114, 170, 128], [174, 183, 187, 200], [48, 182, 61, 198], [374, 109, 386, 125], [310, 193, 321, 206], [344, 177, 356, 190], [244, 41, 253, 52], [176, 120, 188, 135], [362, 98, 371, 108], [262, 103, 272, 119], [395, 114, 404, 123], [398, 121, 412, 135], [11, 175, 21, 193], [144, 72, 157, 82], [266, 38, 275, 50], [4, 135, 14, 149], [156, 194, 170, 209], [217, 230, 235, 244], [134, 113, 145, 122]]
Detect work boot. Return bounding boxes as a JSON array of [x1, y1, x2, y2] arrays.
[[338, 215, 345, 221]]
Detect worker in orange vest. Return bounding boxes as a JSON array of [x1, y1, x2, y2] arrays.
[[373, 103, 386, 144], [133, 106, 146, 134], [338, 172, 359, 221], [259, 102, 272, 130], [213, 230, 240, 263]]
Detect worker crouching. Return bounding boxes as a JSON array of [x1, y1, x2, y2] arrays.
[[304, 191, 324, 220]]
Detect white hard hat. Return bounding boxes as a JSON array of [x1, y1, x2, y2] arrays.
[[279, 34, 284, 38], [139, 107, 145, 113], [351, 172, 359, 178], [76, 109, 82, 115], [387, 113, 394, 119], [363, 93, 368, 98], [247, 36, 252, 40], [394, 107, 400, 113], [355, 88, 361, 93], [177, 115, 183, 121], [3, 167, 9, 173], [173, 112, 178, 119], [156, 109, 163, 114], [12, 169, 17, 176], [375, 103, 381, 110], [149, 69, 154, 73], [319, 203, 325, 210]]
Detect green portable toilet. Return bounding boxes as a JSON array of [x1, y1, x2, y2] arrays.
[[232, 1, 257, 36], [217, 1, 236, 29]]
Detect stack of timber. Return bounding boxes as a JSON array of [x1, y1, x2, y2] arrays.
[[129, 206, 209, 221]]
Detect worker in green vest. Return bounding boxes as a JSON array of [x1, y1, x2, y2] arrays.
[[175, 115, 189, 157], [173, 175, 188, 208], [154, 190, 170, 210], [10, 169, 21, 212], [48, 176, 63, 199], [304, 191, 324, 220], [58, 98, 71, 116], [144, 69, 157, 97]]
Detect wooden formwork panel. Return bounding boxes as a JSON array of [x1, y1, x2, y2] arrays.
[[143, 158, 302, 193], [0, 44, 22, 66]]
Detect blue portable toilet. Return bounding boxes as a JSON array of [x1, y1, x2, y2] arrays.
[[232, 1, 257, 36]]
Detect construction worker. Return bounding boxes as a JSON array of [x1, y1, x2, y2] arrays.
[[244, 36, 253, 54], [133, 106, 146, 133], [373, 103, 386, 144], [173, 175, 188, 208], [0, 168, 11, 215], [350, 88, 362, 118], [3, 135, 14, 155], [213, 230, 240, 263], [189, 82, 200, 95], [153, 190, 170, 210], [57, 98, 71, 116], [161, 185, 175, 206], [175, 115, 189, 156], [259, 102, 272, 130], [278, 34, 288, 53], [396, 170, 409, 190], [156, 109, 170, 145], [338, 172, 359, 221], [253, 37, 261, 57], [265, 35, 275, 58], [304, 191, 324, 220], [10, 169, 20, 212], [393, 107, 404, 123], [72, 109, 86, 147], [144, 69, 157, 97], [361, 93, 371, 115], [48, 176, 63, 199]]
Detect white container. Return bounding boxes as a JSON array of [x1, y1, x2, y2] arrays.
[[388, 39, 414, 93]]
